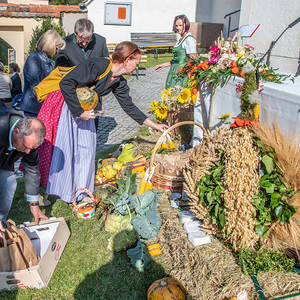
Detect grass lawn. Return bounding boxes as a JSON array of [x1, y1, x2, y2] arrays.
[[0, 126, 169, 300]]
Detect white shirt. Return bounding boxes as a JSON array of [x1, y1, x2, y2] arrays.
[[175, 32, 197, 54]]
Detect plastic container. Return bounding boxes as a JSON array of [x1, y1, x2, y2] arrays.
[[183, 220, 202, 233], [169, 192, 181, 208], [178, 211, 196, 224], [188, 230, 211, 246]]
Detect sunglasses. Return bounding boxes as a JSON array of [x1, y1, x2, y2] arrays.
[[175, 14, 186, 20], [125, 48, 140, 59]]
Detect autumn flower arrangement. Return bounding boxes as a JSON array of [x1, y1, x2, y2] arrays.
[[150, 85, 196, 122], [177, 32, 294, 119]]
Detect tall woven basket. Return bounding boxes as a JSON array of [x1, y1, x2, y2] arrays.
[[149, 121, 207, 191]]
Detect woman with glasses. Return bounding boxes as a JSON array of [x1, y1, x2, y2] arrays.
[[20, 30, 65, 117], [37, 41, 168, 203], [155, 14, 197, 88]]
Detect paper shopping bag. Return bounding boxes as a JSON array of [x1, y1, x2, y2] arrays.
[[0, 230, 28, 272], [6, 220, 40, 270]]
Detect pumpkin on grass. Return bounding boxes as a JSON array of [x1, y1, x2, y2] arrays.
[[76, 86, 98, 111], [147, 277, 186, 300]]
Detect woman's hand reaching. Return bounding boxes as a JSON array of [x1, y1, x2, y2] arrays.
[[143, 118, 169, 133]]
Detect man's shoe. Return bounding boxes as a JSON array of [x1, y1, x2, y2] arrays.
[[38, 195, 51, 207]]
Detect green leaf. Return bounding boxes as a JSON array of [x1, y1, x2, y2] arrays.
[[261, 155, 274, 174], [255, 225, 269, 238], [265, 184, 275, 194], [115, 193, 130, 215], [275, 206, 283, 218], [127, 241, 152, 272], [131, 210, 162, 239], [270, 193, 280, 208], [132, 190, 160, 216]]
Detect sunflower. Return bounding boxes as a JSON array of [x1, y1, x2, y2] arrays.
[[154, 104, 168, 121], [150, 101, 158, 113], [178, 88, 192, 104], [160, 88, 171, 101]]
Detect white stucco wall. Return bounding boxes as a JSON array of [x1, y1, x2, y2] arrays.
[[86, 0, 197, 43], [62, 12, 88, 36], [239, 0, 300, 74]]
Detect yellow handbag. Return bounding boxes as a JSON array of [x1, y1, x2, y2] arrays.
[[34, 58, 112, 103]]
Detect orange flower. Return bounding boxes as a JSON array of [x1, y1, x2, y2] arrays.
[[178, 68, 182, 74], [203, 61, 208, 65], [230, 61, 237, 68], [187, 72, 192, 79], [197, 63, 202, 69], [202, 64, 209, 71], [187, 61, 192, 67], [268, 73, 274, 79], [231, 67, 239, 74], [192, 88, 198, 94], [240, 70, 245, 78], [262, 70, 267, 75]]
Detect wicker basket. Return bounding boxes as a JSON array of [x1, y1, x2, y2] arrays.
[[149, 121, 207, 191]]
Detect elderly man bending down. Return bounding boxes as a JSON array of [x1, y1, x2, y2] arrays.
[[0, 104, 48, 231]]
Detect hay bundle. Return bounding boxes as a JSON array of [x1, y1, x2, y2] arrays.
[[156, 196, 300, 300], [184, 123, 300, 253], [253, 123, 300, 255]]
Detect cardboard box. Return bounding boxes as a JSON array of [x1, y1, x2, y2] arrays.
[[0, 217, 70, 291]]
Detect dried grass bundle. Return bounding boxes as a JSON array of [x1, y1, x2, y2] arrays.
[[253, 123, 300, 255], [222, 128, 260, 250], [156, 195, 300, 300]]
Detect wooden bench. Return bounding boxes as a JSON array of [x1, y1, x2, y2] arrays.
[[131, 32, 177, 48], [106, 43, 147, 79]]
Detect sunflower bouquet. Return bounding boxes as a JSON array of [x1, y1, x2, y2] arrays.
[[151, 85, 195, 122]]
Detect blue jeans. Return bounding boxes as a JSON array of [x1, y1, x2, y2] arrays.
[[0, 169, 17, 228]]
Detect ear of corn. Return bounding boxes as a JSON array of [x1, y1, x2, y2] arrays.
[[148, 248, 162, 256], [145, 181, 153, 191], [254, 102, 260, 119], [138, 180, 147, 194], [168, 141, 175, 149]]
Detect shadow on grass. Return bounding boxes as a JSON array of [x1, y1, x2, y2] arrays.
[[73, 231, 167, 300]]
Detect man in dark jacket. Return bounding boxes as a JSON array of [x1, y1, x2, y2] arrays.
[[56, 18, 109, 67], [0, 104, 48, 232]]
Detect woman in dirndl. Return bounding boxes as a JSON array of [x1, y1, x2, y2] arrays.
[[154, 14, 197, 88], [38, 41, 168, 203]]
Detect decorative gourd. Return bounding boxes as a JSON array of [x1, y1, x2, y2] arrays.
[[76, 86, 98, 111], [93, 185, 116, 201], [147, 277, 186, 300]]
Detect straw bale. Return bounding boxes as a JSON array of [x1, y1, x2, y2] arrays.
[[156, 193, 300, 299]]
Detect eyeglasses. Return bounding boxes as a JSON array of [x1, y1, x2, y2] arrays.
[[125, 48, 140, 59], [75, 32, 92, 44]]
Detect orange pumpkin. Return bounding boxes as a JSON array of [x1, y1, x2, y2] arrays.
[[147, 277, 186, 300], [76, 86, 98, 111]]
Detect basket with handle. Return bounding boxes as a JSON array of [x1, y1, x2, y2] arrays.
[[72, 188, 100, 219], [148, 121, 207, 191]]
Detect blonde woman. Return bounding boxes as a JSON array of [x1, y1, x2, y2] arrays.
[[20, 30, 65, 117], [0, 62, 12, 107]]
